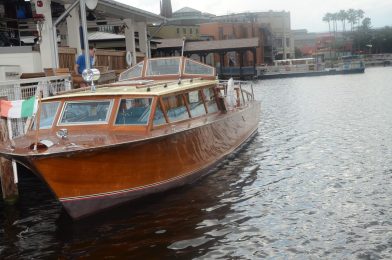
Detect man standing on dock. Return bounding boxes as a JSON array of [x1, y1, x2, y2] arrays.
[[74, 46, 95, 88]]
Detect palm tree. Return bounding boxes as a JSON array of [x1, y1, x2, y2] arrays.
[[331, 13, 338, 35], [322, 13, 332, 35], [347, 9, 356, 32], [338, 10, 348, 32], [356, 9, 364, 30]]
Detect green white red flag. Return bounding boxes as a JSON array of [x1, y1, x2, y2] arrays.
[[0, 96, 38, 118]]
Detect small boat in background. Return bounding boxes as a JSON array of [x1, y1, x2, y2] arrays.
[[338, 55, 365, 73], [258, 55, 365, 79], [0, 57, 260, 219]]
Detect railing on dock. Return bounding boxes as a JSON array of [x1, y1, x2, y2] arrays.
[[58, 47, 128, 75], [0, 75, 72, 137]]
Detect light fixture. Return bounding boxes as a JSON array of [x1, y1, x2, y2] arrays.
[[82, 68, 100, 92]]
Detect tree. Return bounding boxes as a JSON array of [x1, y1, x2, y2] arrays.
[[356, 9, 364, 29], [322, 13, 332, 35], [361, 17, 371, 30], [347, 9, 356, 32], [331, 13, 338, 35], [338, 10, 348, 32], [351, 17, 373, 53]]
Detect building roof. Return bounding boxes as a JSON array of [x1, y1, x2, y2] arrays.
[[155, 38, 183, 48], [156, 38, 259, 53], [174, 7, 201, 14], [88, 31, 125, 41], [53, 0, 165, 23]]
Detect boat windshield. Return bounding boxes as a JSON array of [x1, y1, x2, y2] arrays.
[[184, 59, 214, 75], [118, 61, 144, 81], [59, 100, 112, 125], [32, 101, 60, 129], [146, 57, 181, 76], [119, 57, 215, 80]]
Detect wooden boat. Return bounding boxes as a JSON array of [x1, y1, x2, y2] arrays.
[[0, 57, 260, 219]]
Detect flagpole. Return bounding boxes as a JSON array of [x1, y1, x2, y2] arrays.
[[34, 94, 42, 151]]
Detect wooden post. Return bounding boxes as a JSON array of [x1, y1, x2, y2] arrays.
[[0, 117, 18, 205], [219, 52, 225, 77], [239, 51, 244, 80]]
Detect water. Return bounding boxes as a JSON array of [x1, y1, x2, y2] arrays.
[[1, 67, 392, 259]]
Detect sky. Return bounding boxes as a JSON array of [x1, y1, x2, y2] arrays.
[[117, 0, 392, 32]]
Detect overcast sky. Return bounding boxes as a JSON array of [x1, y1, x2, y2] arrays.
[[117, 0, 392, 32]]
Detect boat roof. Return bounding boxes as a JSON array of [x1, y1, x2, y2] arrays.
[[44, 78, 217, 101]]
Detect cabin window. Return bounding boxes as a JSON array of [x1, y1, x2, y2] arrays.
[[146, 58, 181, 76], [153, 102, 166, 126], [203, 88, 218, 113], [32, 101, 60, 129], [115, 98, 152, 125], [184, 59, 214, 75], [59, 100, 112, 125], [162, 95, 189, 122], [119, 61, 144, 81], [184, 90, 206, 118]]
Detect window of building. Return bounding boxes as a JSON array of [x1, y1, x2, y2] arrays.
[[274, 38, 283, 48], [183, 28, 186, 34], [286, 38, 290, 47], [190, 28, 193, 34], [219, 27, 224, 40], [196, 28, 199, 34], [177, 28, 180, 34]]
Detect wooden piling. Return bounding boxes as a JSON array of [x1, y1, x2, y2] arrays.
[[0, 104, 18, 205]]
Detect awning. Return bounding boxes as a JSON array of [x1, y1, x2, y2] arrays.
[[53, 0, 165, 23]]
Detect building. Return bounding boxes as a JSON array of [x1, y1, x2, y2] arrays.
[[160, 0, 172, 18], [0, 0, 164, 73], [149, 6, 214, 40], [199, 22, 272, 66], [293, 29, 353, 60], [212, 11, 294, 60]]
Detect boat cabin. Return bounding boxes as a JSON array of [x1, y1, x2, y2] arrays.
[[273, 58, 315, 67], [29, 57, 251, 141]]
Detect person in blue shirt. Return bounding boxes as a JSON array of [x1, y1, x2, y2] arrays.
[[74, 46, 95, 75]]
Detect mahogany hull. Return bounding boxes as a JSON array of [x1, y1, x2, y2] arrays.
[[26, 102, 260, 219]]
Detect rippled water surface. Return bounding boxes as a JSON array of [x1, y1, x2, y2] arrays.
[[1, 67, 392, 259]]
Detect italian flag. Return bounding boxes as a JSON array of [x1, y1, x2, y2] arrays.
[[0, 96, 38, 118]]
